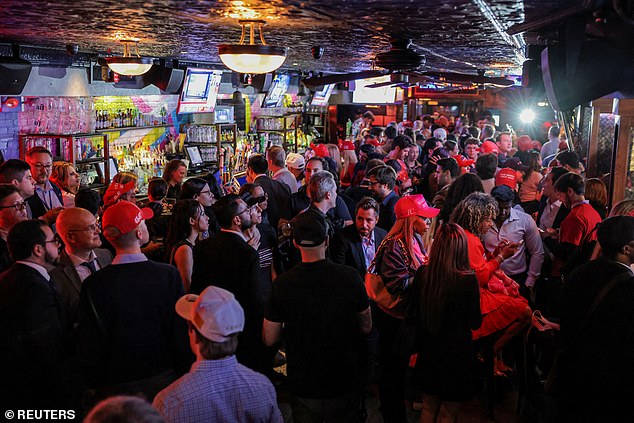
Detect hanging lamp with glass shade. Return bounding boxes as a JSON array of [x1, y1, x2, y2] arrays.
[[106, 39, 153, 76], [218, 20, 287, 74]]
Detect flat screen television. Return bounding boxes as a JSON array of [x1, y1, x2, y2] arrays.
[[185, 145, 204, 167], [177, 68, 222, 114], [352, 76, 396, 104], [262, 73, 291, 108], [310, 84, 335, 107], [95, 157, 119, 183]]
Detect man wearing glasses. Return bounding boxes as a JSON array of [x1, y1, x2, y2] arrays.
[[0, 220, 65, 408], [25, 146, 63, 219], [366, 165, 399, 231], [0, 185, 29, 272], [191, 194, 268, 374], [51, 207, 113, 327]]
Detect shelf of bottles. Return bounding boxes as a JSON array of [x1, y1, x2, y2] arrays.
[[303, 106, 328, 141], [110, 142, 169, 191], [94, 97, 171, 131], [255, 114, 303, 152], [184, 124, 219, 163]]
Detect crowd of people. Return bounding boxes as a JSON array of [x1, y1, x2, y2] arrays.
[[0, 112, 633, 423]]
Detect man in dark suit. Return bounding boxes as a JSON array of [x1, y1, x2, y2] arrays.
[[560, 216, 634, 422], [331, 196, 387, 277], [0, 220, 65, 408], [367, 165, 399, 231], [247, 154, 290, 230], [51, 207, 112, 327], [191, 194, 267, 374], [25, 146, 63, 219], [0, 185, 29, 273]]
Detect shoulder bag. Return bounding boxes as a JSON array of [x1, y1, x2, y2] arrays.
[[364, 237, 411, 319]]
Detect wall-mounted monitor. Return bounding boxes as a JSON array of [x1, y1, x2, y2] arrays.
[[310, 84, 335, 107], [185, 145, 204, 167], [262, 73, 291, 108], [177, 68, 222, 114], [352, 76, 396, 104]]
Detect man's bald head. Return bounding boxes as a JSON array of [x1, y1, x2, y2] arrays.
[[56, 207, 102, 253]]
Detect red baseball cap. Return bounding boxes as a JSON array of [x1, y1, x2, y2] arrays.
[[340, 141, 355, 151], [102, 200, 153, 237], [480, 140, 499, 155], [453, 155, 474, 168], [310, 143, 330, 158], [395, 194, 439, 219], [365, 138, 380, 147], [495, 167, 520, 189], [103, 180, 135, 207]]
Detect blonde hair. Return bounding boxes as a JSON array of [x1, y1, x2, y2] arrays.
[[609, 199, 634, 217], [385, 214, 426, 264], [326, 144, 341, 173], [341, 149, 358, 178], [50, 161, 79, 194]]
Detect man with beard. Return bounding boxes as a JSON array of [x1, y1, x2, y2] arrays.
[[0, 185, 29, 272], [0, 220, 65, 408], [366, 165, 399, 231], [191, 194, 266, 373], [331, 197, 387, 278]]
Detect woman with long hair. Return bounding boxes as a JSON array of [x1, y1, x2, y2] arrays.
[[374, 194, 439, 423], [451, 192, 532, 375], [164, 199, 208, 292], [413, 223, 482, 423], [180, 177, 220, 237], [519, 150, 543, 214], [50, 161, 81, 207], [438, 173, 484, 224], [162, 159, 187, 199]]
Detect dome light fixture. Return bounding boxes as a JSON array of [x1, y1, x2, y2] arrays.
[[106, 39, 153, 76], [219, 20, 287, 74]]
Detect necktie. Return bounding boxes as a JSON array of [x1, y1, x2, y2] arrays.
[[81, 259, 98, 274]]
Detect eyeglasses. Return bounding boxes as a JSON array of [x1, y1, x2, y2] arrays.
[[43, 237, 61, 246], [234, 208, 249, 218], [31, 163, 53, 170], [68, 223, 101, 233], [0, 201, 27, 211]]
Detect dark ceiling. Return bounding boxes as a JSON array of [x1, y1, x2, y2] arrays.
[[0, 0, 577, 76]]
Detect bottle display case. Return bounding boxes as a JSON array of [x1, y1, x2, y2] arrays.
[[19, 133, 109, 187]]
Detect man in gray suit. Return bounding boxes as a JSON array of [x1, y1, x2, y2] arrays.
[[51, 207, 112, 327]]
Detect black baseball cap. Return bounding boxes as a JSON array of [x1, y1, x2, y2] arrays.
[[291, 209, 328, 247]]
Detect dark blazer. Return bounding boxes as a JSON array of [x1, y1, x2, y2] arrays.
[[330, 224, 387, 277], [26, 182, 63, 219], [378, 190, 399, 231], [50, 248, 113, 327], [254, 174, 291, 230], [0, 263, 66, 407], [191, 230, 267, 372], [536, 196, 569, 230]]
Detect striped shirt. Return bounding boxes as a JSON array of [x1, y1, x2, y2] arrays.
[[153, 356, 282, 423]]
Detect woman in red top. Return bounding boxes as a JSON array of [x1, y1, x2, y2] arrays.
[[451, 192, 532, 375]]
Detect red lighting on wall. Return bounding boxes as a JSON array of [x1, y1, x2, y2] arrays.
[[4, 97, 19, 108]]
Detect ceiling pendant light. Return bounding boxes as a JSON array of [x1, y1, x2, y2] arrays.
[[106, 39, 153, 76], [219, 19, 287, 74]]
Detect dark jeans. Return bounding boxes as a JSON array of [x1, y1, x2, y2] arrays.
[[373, 303, 408, 423], [292, 390, 365, 423]]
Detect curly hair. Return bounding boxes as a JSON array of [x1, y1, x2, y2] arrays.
[[450, 192, 498, 235]]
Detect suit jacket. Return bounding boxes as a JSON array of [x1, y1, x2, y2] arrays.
[[330, 225, 387, 277], [378, 190, 399, 231], [191, 230, 266, 371], [254, 174, 291, 230], [50, 248, 113, 327], [26, 182, 63, 219], [0, 263, 66, 407]]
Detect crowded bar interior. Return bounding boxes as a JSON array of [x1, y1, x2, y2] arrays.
[[1, 1, 634, 422]]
